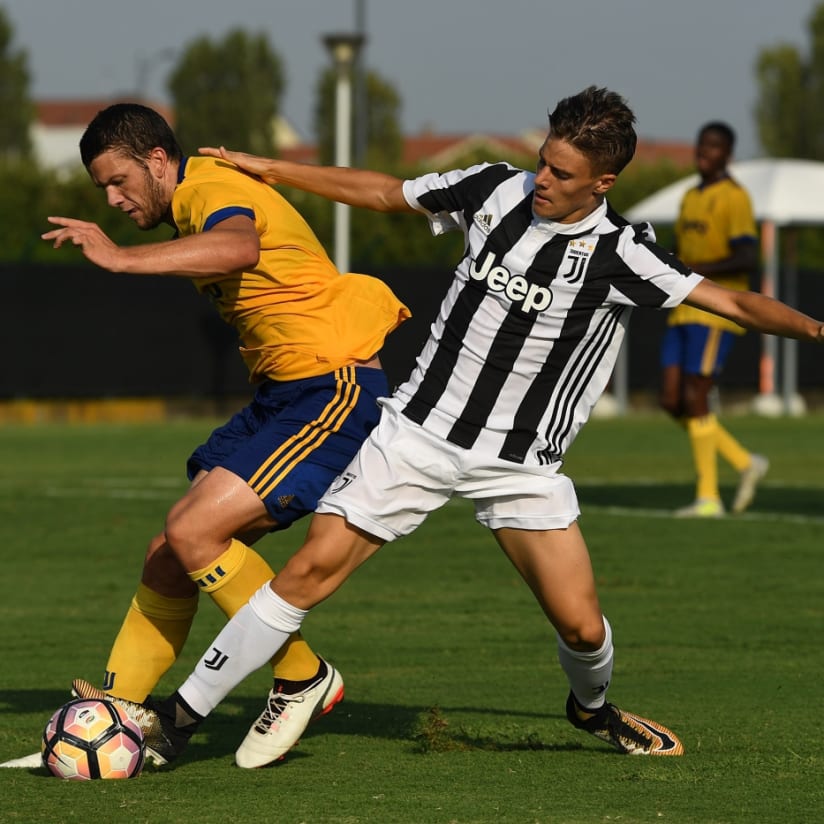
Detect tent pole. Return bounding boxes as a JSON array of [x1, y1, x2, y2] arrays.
[[781, 229, 804, 414], [613, 334, 628, 415], [753, 220, 782, 415]]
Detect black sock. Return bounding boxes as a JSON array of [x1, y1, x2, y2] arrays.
[[273, 658, 327, 694], [570, 692, 607, 719], [152, 691, 204, 733]]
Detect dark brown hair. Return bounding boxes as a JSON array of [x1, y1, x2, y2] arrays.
[[80, 103, 183, 169], [548, 86, 637, 174]]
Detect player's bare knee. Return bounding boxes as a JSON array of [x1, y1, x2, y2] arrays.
[[163, 515, 194, 559], [140, 537, 197, 596], [163, 511, 221, 571]]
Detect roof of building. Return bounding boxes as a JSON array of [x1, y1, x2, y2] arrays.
[[36, 98, 175, 127], [33, 99, 695, 171]]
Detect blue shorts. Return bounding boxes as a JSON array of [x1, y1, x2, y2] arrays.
[[188, 365, 389, 530], [660, 324, 737, 377]]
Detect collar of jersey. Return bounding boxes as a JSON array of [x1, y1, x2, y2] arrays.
[[532, 199, 606, 236], [696, 171, 731, 191], [177, 156, 190, 184]]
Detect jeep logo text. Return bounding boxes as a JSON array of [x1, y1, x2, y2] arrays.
[[468, 252, 552, 313]]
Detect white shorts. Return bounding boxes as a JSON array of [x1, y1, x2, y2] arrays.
[[316, 401, 580, 542]]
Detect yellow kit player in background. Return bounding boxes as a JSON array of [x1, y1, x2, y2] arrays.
[[659, 121, 768, 518], [41, 103, 409, 767]]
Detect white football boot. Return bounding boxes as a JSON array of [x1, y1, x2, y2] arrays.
[[236, 658, 344, 768]]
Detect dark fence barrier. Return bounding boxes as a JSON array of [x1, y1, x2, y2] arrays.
[[2, 263, 822, 402]]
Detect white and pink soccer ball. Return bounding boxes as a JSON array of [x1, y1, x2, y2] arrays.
[[41, 698, 144, 780]]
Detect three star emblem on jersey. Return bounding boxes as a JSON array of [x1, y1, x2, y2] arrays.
[[558, 238, 598, 284]]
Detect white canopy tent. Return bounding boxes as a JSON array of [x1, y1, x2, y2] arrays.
[[624, 158, 824, 415]]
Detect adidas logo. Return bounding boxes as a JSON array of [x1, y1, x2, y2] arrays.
[[473, 212, 494, 234]]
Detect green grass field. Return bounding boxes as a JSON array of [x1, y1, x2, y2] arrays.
[[1, 414, 822, 823]]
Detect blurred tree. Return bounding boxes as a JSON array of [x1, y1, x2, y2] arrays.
[[0, 162, 49, 259], [168, 29, 284, 155], [755, 45, 807, 157], [0, 6, 33, 160], [754, 3, 824, 158], [754, 4, 824, 268], [314, 67, 402, 167]]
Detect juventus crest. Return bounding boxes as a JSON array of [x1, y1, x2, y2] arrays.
[[558, 238, 598, 284]]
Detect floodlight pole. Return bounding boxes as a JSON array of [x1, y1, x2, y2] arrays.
[[323, 33, 365, 273], [354, 0, 368, 165]]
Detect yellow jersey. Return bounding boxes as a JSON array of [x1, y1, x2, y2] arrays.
[[172, 156, 410, 381], [668, 175, 757, 334]]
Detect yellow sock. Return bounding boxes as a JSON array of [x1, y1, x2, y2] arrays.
[[686, 414, 720, 501], [715, 423, 751, 472], [190, 538, 321, 682], [104, 582, 199, 702]]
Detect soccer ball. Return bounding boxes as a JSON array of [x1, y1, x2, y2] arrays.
[[41, 698, 145, 780]]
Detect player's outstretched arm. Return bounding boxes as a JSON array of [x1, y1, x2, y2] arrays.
[[42, 214, 260, 277], [42, 217, 128, 272], [199, 146, 414, 214], [687, 279, 824, 343]]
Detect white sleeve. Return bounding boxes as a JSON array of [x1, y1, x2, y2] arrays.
[[402, 175, 462, 236]]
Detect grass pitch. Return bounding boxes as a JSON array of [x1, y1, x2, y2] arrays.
[[0, 414, 822, 823]]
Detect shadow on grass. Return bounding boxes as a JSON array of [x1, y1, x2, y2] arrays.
[[577, 482, 823, 518], [201, 698, 580, 763], [0, 690, 579, 770], [0, 689, 74, 717]]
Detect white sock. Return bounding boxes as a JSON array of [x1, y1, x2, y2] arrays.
[[557, 616, 614, 710], [178, 584, 307, 717]]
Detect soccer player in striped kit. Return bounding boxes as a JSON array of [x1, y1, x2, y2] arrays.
[[77, 88, 824, 764]]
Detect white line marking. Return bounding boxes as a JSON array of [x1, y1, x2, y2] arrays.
[[575, 477, 824, 490], [581, 504, 824, 526], [0, 752, 42, 769]]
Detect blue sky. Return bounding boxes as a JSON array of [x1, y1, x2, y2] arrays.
[[4, 0, 820, 158]]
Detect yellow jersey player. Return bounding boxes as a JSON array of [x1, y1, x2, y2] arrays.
[[660, 121, 768, 517], [41, 103, 409, 768]]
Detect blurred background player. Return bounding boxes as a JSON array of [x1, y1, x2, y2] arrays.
[[659, 121, 768, 517], [41, 103, 409, 767]]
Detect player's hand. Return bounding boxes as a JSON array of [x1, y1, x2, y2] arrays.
[[42, 216, 124, 271], [199, 146, 279, 185]]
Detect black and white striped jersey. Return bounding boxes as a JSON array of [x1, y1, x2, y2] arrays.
[[393, 162, 703, 467]]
